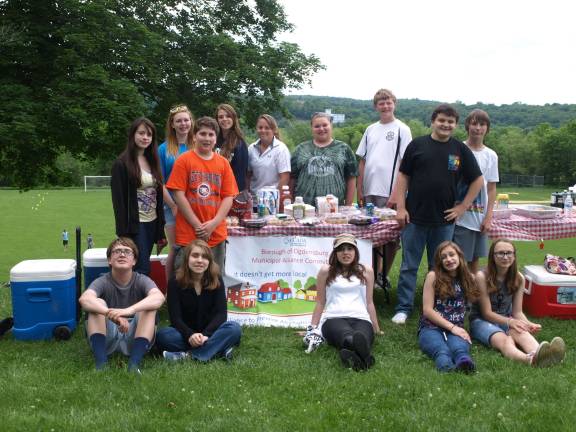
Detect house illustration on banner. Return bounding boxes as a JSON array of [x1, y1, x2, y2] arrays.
[[227, 282, 257, 309], [257, 281, 294, 303]]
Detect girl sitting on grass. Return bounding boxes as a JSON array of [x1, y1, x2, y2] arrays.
[[470, 239, 566, 367], [418, 241, 479, 372], [157, 239, 241, 362], [308, 233, 381, 371]]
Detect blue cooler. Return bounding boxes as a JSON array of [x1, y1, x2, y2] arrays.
[[10, 259, 77, 340], [83, 248, 109, 288]]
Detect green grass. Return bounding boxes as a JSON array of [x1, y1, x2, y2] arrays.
[[1, 188, 575, 431]]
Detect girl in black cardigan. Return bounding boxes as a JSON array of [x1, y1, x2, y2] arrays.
[[111, 117, 166, 275], [157, 239, 241, 361]]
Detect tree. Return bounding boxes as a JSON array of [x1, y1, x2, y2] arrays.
[[0, 0, 322, 189], [538, 120, 576, 185]]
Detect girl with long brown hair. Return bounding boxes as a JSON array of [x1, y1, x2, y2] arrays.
[[157, 239, 241, 362], [418, 241, 479, 372], [215, 103, 248, 191], [308, 234, 381, 371], [470, 239, 565, 367], [111, 117, 166, 275]]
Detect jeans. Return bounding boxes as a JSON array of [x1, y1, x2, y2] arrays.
[[419, 327, 471, 372], [130, 221, 157, 275], [156, 321, 241, 361], [321, 318, 374, 350], [395, 222, 455, 315]]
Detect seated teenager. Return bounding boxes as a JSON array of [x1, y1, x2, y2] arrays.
[[308, 233, 381, 371], [79, 237, 165, 373], [158, 239, 241, 362], [470, 239, 566, 367]]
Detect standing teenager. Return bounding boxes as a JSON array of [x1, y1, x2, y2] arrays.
[[215, 103, 249, 192], [158, 105, 195, 281], [111, 117, 166, 275]]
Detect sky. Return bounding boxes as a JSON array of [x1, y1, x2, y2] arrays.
[[279, 0, 576, 106]]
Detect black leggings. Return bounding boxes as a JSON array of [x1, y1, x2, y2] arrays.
[[322, 318, 374, 350]]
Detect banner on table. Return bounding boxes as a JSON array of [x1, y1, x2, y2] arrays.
[[225, 236, 371, 327]]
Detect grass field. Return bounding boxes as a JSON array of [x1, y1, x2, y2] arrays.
[[0, 187, 575, 431]]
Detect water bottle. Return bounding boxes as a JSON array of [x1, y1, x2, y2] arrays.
[[281, 185, 291, 212], [564, 192, 573, 217]]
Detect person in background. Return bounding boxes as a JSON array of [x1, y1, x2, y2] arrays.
[[167, 117, 238, 272], [79, 237, 165, 373], [470, 239, 566, 367], [111, 117, 166, 275], [62, 229, 69, 251], [87, 233, 94, 249], [290, 112, 358, 206], [158, 104, 195, 281], [418, 241, 480, 373], [453, 109, 499, 273], [392, 105, 483, 324], [308, 233, 380, 371], [215, 103, 249, 192], [158, 239, 241, 362], [247, 114, 291, 205]]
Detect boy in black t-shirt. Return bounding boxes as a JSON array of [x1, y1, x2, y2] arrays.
[[391, 105, 484, 324]]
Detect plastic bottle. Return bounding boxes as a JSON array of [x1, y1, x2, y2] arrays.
[[293, 196, 305, 220], [564, 191, 573, 217], [281, 185, 291, 212]]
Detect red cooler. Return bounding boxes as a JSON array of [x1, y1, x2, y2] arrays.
[[523, 265, 576, 319]]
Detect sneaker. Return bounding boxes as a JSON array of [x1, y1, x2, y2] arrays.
[[455, 356, 476, 374], [128, 365, 142, 375], [549, 337, 566, 365], [163, 351, 190, 361], [0, 317, 14, 337], [223, 346, 235, 362], [531, 341, 553, 368], [391, 312, 408, 324], [339, 349, 364, 371]]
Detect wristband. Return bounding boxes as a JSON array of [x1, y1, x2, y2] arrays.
[[307, 324, 317, 332]]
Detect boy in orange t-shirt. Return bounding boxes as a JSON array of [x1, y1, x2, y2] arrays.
[[167, 117, 238, 271]]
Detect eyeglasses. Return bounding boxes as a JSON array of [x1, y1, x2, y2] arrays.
[[111, 248, 134, 257], [170, 105, 189, 114], [494, 251, 515, 258]]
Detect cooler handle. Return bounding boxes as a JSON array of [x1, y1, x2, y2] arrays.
[[26, 287, 52, 302], [524, 274, 533, 295]]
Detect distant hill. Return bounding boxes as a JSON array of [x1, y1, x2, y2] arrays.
[[282, 95, 576, 129]]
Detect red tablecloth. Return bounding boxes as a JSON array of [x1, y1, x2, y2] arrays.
[[228, 215, 576, 245], [228, 220, 400, 247], [488, 215, 576, 241]]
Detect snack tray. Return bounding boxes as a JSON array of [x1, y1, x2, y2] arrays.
[[513, 205, 561, 219]]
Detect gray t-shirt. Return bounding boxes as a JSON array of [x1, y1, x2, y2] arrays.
[[88, 272, 156, 312]]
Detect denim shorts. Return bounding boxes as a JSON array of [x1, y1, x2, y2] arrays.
[[470, 318, 508, 346], [163, 205, 176, 226], [453, 225, 488, 262]]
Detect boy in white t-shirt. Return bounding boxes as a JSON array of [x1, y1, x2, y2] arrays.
[[453, 109, 499, 273], [356, 89, 413, 288]]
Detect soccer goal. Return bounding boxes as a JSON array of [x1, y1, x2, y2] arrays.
[[84, 176, 111, 192]]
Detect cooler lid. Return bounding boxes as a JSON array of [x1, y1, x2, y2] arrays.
[[150, 254, 168, 263], [523, 265, 576, 285], [82, 248, 108, 266], [10, 259, 77, 281]]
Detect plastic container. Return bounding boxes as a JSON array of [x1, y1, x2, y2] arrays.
[[83, 248, 167, 294], [564, 192, 573, 217], [523, 265, 576, 319], [496, 193, 509, 209], [10, 259, 77, 340], [83, 248, 109, 288], [292, 196, 305, 220], [281, 185, 291, 212]]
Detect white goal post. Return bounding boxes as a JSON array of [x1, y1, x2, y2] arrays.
[[84, 175, 111, 192]]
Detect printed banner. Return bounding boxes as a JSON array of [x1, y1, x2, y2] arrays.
[[225, 236, 371, 327]]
